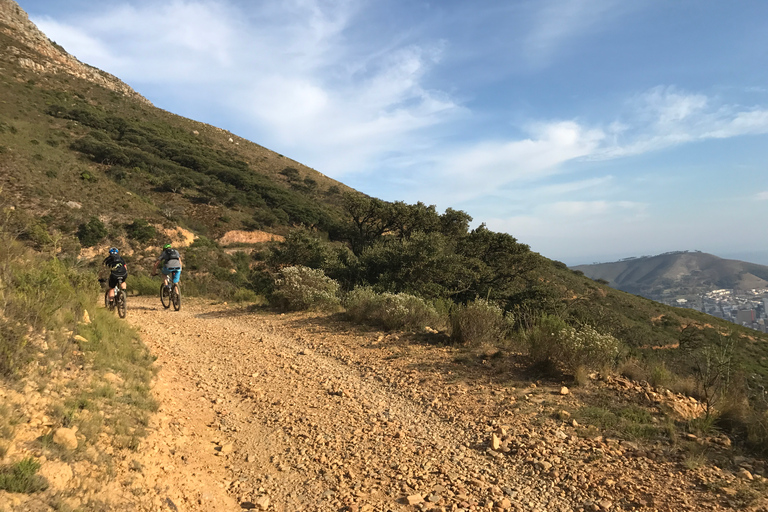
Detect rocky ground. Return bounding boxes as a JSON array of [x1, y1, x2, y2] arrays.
[[2, 297, 767, 511]]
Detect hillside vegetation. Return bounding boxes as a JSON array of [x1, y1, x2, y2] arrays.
[[1, 0, 768, 465]]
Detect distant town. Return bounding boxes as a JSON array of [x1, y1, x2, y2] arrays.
[[661, 289, 768, 333]]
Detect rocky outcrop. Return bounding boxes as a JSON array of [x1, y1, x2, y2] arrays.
[[0, 0, 150, 104]]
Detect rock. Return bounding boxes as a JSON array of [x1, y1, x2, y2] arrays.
[[406, 494, 424, 505], [219, 443, 234, 454], [102, 372, 123, 385], [491, 433, 501, 451], [53, 428, 78, 450], [38, 461, 72, 490], [65, 201, 82, 209], [738, 468, 754, 481], [81, 310, 91, 324], [599, 499, 613, 510], [560, 386, 569, 395], [254, 495, 270, 510], [73, 335, 88, 344], [499, 498, 512, 510]]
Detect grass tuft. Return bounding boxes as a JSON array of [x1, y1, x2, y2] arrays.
[[0, 457, 48, 493]]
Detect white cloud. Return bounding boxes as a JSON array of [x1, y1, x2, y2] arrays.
[[599, 86, 768, 158], [757, 191, 768, 201], [423, 121, 605, 203], [32, 0, 461, 175]]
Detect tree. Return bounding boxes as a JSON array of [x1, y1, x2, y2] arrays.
[[439, 207, 472, 239], [455, 224, 541, 303], [342, 194, 396, 256], [390, 201, 440, 240]]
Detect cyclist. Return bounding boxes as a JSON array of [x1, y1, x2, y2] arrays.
[[153, 243, 182, 288], [103, 247, 128, 304]]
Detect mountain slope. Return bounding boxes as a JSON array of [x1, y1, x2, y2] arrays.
[[1, 0, 356, 244], [572, 251, 768, 297]]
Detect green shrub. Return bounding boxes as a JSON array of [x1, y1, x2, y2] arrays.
[[0, 457, 48, 493], [76, 217, 107, 247], [128, 272, 158, 296], [272, 266, 340, 312], [344, 287, 441, 331], [125, 219, 156, 244], [232, 287, 265, 304], [527, 314, 620, 372], [450, 299, 511, 346]]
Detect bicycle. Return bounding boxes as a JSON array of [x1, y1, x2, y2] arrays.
[[103, 277, 127, 318], [159, 272, 181, 311]]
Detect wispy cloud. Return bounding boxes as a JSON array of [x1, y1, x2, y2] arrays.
[[599, 86, 768, 158], [757, 191, 768, 201], [32, 0, 461, 174], [523, 0, 626, 67], [421, 121, 605, 203]]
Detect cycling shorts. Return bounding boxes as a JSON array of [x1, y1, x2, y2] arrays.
[[108, 274, 126, 288], [161, 267, 182, 284]]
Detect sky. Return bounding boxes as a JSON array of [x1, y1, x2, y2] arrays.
[[17, 0, 768, 265]]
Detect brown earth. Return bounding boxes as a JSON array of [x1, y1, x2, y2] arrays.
[[218, 231, 284, 246], [2, 297, 768, 511]]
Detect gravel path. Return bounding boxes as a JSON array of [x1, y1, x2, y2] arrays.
[[116, 296, 765, 512]]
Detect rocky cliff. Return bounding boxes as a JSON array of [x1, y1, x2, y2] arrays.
[[0, 0, 150, 104]]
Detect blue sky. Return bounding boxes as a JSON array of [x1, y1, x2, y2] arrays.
[[17, 0, 768, 265]]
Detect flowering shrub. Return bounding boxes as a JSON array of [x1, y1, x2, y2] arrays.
[[272, 266, 340, 311], [527, 314, 620, 372], [344, 287, 441, 331], [450, 299, 512, 346]]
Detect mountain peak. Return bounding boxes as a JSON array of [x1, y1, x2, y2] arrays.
[[0, 0, 150, 104]]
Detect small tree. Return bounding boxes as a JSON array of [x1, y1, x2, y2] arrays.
[[125, 219, 156, 244]]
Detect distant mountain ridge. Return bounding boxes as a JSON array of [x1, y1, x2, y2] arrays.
[[572, 251, 768, 298]]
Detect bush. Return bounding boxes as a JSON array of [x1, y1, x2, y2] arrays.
[[76, 217, 107, 247], [527, 314, 621, 372], [344, 287, 441, 331], [272, 266, 340, 312], [450, 299, 511, 346], [747, 408, 768, 455], [125, 219, 156, 244]]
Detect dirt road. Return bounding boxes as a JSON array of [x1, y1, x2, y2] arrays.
[[118, 296, 761, 512]]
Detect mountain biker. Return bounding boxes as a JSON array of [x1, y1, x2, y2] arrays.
[[153, 243, 182, 288], [103, 247, 128, 303]]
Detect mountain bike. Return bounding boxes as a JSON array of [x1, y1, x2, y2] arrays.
[[103, 277, 127, 318], [159, 272, 181, 311]]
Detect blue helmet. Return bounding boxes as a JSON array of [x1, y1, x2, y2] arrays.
[[109, 247, 119, 255]]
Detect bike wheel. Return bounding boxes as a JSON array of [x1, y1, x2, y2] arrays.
[[116, 291, 127, 318], [104, 289, 110, 308], [172, 284, 181, 311], [160, 283, 171, 309]]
